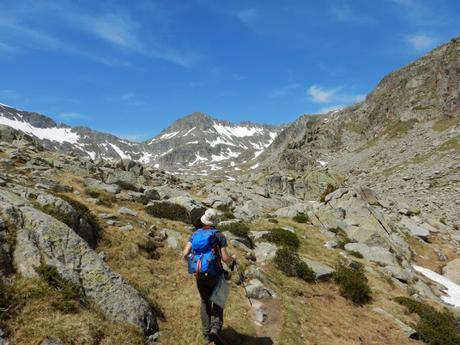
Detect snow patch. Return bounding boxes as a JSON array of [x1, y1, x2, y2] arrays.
[[182, 127, 196, 137], [0, 116, 80, 144], [213, 123, 264, 138], [108, 143, 131, 160], [317, 160, 328, 166], [413, 265, 460, 307], [250, 163, 260, 169], [189, 153, 208, 166]]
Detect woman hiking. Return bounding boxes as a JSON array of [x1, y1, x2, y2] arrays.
[[182, 208, 236, 345]]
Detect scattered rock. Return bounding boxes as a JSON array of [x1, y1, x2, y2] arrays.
[[301, 258, 335, 281], [254, 242, 277, 263], [84, 178, 121, 194], [245, 279, 277, 299], [159, 228, 182, 250], [118, 207, 138, 217], [442, 258, 460, 285]]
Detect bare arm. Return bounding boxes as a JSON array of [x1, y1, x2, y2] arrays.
[[220, 246, 236, 265], [182, 242, 192, 261]]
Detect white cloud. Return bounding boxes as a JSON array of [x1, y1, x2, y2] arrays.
[[330, 1, 375, 24], [234, 8, 259, 25], [0, 2, 198, 67], [407, 34, 437, 51], [319, 105, 345, 114], [270, 83, 301, 98], [308, 85, 341, 103]]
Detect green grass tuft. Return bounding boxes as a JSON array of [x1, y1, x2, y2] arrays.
[[35, 264, 82, 314], [334, 263, 371, 305], [395, 297, 460, 345], [274, 248, 316, 283], [262, 228, 300, 250], [217, 222, 253, 248], [293, 212, 309, 224]]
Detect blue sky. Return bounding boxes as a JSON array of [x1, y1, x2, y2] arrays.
[[0, 0, 459, 141]]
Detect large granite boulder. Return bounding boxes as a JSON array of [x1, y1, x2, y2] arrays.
[[145, 196, 206, 227], [0, 189, 157, 335]]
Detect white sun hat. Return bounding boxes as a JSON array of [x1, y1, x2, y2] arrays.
[[200, 208, 222, 226]]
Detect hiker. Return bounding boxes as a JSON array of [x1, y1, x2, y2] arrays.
[[182, 208, 236, 344]]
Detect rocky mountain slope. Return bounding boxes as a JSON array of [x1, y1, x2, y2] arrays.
[[0, 105, 280, 176], [146, 112, 279, 174], [1, 121, 460, 345], [254, 37, 460, 225], [0, 37, 460, 345]]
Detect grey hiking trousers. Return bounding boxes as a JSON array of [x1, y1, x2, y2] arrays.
[[196, 274, 224, 336]]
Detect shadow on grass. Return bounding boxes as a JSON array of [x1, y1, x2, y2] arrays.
[[221, 327, 274, 345]]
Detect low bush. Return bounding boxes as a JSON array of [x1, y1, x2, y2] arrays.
[[35, 264, 82, 314], [348, 250, 363, 259], [217, 222, 253, 248], [0, 280, 15, 328], [334, 263, 371, 305], [262, 228, 300, 250], [84, 188, 115, 207], [274, 248, 316, 283], [145, 201, 190, 223], [268, 218, 279, 224], [293, 212, 309, 224], [221, 212, 236, 221], [320, 183, 337, 203], [395, 297, 460, 345]]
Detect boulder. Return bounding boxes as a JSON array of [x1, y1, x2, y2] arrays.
[[84, 178, 121, 194], [399, 217, 430, 240], [159, 228, 182, 250], [344, 243, 398, 267], [145, 196, 206, 227], [442, 258, 460, 285], [245, 279, 277, 299], [223, 231, 252, 249], [301, 258, 335, 281], [104, 170, 146, 192], [234, 200, 264, 219], [273, 203, 312, 218], [372, 307, 418, 339], [250, 300, 267, 325], [0, 189, 157, 335], [254, 242, 277, 263], [203, 194, 234, 210], [143, 188, 160, 202], [119, 207, 138, 217], [35, 192, 99, 248]]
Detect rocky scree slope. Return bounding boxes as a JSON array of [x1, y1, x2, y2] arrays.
[[0, 105, 280, 175], [254, 37, 460, 224], [0, 124, 460, 344]]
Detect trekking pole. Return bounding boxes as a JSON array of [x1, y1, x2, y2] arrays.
[[231, 261, 253, 307]]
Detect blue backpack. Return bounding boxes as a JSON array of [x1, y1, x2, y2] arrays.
[[188, 229, 222, 277]]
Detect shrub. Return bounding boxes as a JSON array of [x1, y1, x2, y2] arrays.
[[217, 222, 253, 248], [145, 201, 190, 223], [138, 238, 159, 260], [274, 248, 316, 283], [84, 188, 115, 207], [268, 218, 279, 224], [320, 183, 337, 203], [348, 250, 363, 259], [334, 263, 371, 304], [35, 264, 82, 314], [262, 228, 300, 250], [0, 280, 15, 328], [221, 212, 236, 221], [293, 212, 309, 224], [395, 297, 460, 345]]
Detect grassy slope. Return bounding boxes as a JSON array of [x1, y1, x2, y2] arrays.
[[2, 170, 429, 345]]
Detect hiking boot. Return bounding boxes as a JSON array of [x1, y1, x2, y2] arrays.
[[209, 329, 223, 345]]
